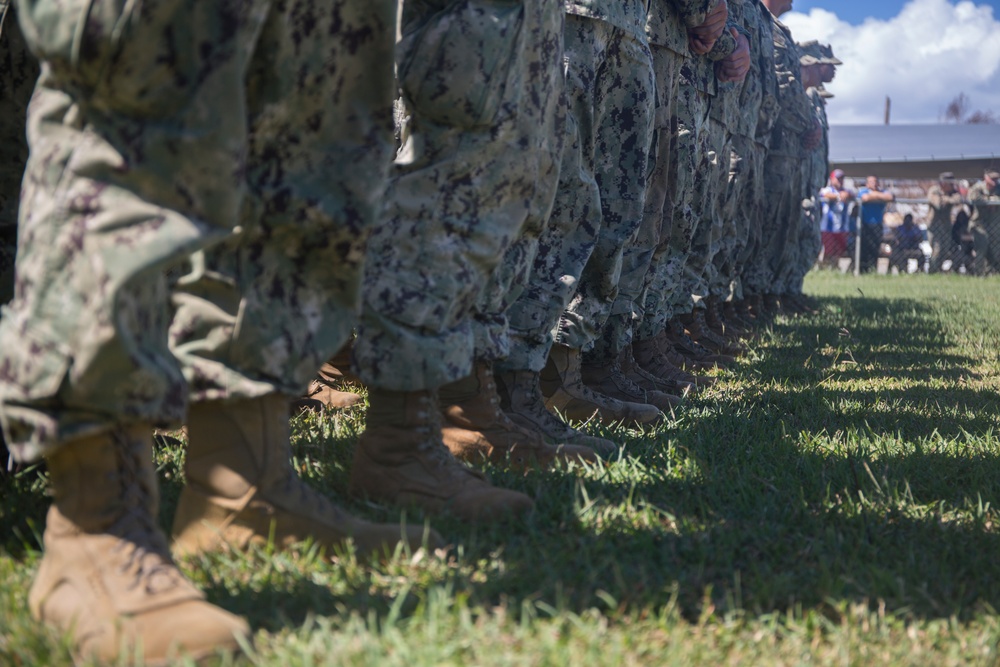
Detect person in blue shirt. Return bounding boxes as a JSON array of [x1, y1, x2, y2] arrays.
[[857, 175, 895, 272], [820, 169, 856, 265]]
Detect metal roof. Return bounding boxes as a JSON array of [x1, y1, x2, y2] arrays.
[[828, 124, 1000, 180]]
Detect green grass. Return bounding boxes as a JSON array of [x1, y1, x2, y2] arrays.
[[4, 271, 1000, 666]]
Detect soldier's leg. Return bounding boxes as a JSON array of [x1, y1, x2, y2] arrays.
[[576, 28, 678, 414], [0, 1, 269, 660], [495, 110, 620, 452], [351, 0, 560, 517], [631, 45, 709, 393], [168, 0, 439, 558], [438, 0, 601, 466]]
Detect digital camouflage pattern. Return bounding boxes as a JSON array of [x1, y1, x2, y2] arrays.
[[926, 182, 963, 272], [566, 0, 648, 37], [787, 86, 828, 293], [760, 14, 812, 294], [499, 111, 602, 373], [637, 61, 710, 338], [738, 0, 778, 297], [968, 179, 1000, 275], [548, 15, 654, 359], [656, 19, 738, 319], [0, 0, 398, 461], [0, 2, 38, 305], [633, 40, 681, 344], [710, 0, 765, 300], [356, 0, 569, 390], [472, 1, 567, 364]]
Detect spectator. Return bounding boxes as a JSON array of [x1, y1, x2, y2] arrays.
[[969, 168, 1000, 275], [891, 213, 926, 273], [857, 175, 895, 273], [820, 169, 855, 266], [927, 171, 964, 272]]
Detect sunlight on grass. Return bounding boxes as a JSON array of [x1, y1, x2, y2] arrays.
[[3, 272, 1000, 665]]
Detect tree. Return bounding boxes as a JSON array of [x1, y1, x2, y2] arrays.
[[942, 93, 997, 124]]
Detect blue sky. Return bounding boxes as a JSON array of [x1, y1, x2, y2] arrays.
[[788, 0, 1000, 23], [784, 0, 1000, 123]]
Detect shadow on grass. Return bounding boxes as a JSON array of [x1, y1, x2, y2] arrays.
[[3, 292, 1000, 637]]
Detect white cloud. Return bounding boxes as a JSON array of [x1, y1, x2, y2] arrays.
[[783, 0, 1000, 124]]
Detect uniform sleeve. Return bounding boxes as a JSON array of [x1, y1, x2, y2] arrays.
[[927, 186, 962, 209], [772, 22, 813, 135], [670, 0, 721, 29], [968, 183, 988, 205]]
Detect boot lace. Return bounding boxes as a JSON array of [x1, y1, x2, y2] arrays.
[[108, 430, 186, 596]]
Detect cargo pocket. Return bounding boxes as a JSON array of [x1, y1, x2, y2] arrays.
[[398, 0, 524, 129], [0, 313, 72, 404]]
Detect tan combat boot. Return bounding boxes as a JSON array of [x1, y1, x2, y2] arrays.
[[619, 344, 697, 396], [666, 319, 735, 369], [681, 309, 745, 356], [580, 353, 680, 414], [706, 296, 746, 342], [31, 426, 249, 665], [632, 335, 715, 390], [762, 292, 782, 317], [540, 344, 663, 427], [724, 299, 755, 333], [172, 395, 441, 559], [494, 368, 618, 457], [439, 362, 598, 469], [350, 389, 535, 520]]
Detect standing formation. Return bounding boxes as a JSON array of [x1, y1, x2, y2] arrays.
[[0, 0, 842, 662]]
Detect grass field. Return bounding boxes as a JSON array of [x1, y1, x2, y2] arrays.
[[3, 270, 1000, 666]]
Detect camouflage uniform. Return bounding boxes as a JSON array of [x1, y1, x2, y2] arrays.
[[927, 182, 963, 272], [736, 0, 778, 299], [759, 14, 812, 296], [969, 177, 1000, 275], [711, 0, 767, 303], [559, 2, 656, 364], [0, 0, 398, 461], [0, 2, 38, 305], [637, 1, 736, 339], [356, 0, 570, 389], [788, 84, 828, 292], [496, 0, 655, 374], [659, 21, 737, 322]]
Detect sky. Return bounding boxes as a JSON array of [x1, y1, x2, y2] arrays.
[[782, 0, 1000, 124]]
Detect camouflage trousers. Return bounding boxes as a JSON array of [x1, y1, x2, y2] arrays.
[[355, 0, 566, 390], [710, 132, 751, 300], [497, 108, 600, 373], [637, 54, 708, 340], [667, 85, 719, 316], [493, 13, 653, 372], [972, 222, 1000, 275], [789, 193, 822, 293], [0, 4, 37, 305], [0, 0, 397, 461], [760, 153, 804, 295], [720, 135, 763, 299], [928, 221, 955, 273], [578, 27, 659, 362], [554, 15, 654, 360], [705, 122, 738, 299], [738, 139, 772, 297], [472, 3, 567, 365]]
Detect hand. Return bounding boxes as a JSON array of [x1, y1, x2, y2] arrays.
[[688, 0, 728, 54], [802, 117, 822, 150], [715, 29, 750, 82]]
